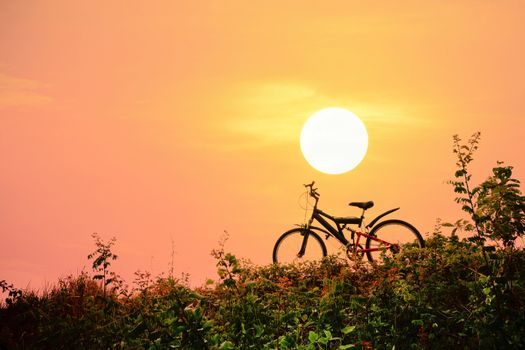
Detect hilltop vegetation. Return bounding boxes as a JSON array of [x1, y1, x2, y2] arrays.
[[1, 234, 525, 349], [1, 133, 524, 349]]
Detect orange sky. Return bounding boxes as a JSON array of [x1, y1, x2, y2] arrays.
[[1, 1, 524, 290]]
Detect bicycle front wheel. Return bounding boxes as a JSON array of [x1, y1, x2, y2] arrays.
[[273, 228, 327, 265], [365, 219, 424, 262]]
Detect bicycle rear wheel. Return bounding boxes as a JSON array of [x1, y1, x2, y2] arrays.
[[365, 219, 424, 262], [273, 228, 327, 264]]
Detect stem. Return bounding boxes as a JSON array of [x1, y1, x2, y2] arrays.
[[454, 141, 482, 239], [462, 171, 481, 238]]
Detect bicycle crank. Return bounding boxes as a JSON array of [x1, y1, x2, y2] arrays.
[[346, 244, 364, 261]]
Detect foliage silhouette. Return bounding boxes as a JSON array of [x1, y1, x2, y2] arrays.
[[87, 233, 121, 297], [448, 132, 525, 248], [2, 235, 524, 349]]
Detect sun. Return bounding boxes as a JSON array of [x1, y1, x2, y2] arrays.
[[300, 107, 368, 174]]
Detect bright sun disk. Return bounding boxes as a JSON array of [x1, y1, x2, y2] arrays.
[[300, 107, 368, 174]]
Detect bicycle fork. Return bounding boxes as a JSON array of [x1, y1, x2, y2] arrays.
[[297, 219, 314, 258], [295, 227, 312, 258]]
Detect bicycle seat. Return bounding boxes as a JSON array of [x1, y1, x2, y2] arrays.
[[349, 201, 374, 210]]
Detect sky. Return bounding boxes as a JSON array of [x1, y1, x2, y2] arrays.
[[1, 1, 524, 291]]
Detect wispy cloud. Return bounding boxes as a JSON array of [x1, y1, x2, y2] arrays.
[[0, 72, 52, 108], [212, 80, 434, 151], [215, 81, 329, 148]]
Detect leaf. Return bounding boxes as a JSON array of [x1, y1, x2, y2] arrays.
[[454, 187, 466, 194], [455, 170, 465, 177], [219, 341, 235, 350], [339, 345, 355, 349], [279, 335, 291, 348], [411, 319, 423, 327], [255, 324, 263, 338], [342, 325, 356, 334], [308, 331, 319, 343], [461, 205, 473, 214]]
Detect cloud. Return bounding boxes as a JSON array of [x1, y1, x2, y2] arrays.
[[0, 72, 52, 108], [213, 80, 433, 149], [195, 78, 439, 155], [215, 81, 328, 147]]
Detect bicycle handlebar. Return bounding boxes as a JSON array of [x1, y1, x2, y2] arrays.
[[304, 181, 320, 199]]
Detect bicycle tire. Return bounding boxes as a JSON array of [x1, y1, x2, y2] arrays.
[[273, 228, 327, 264], [365, 219, 424, 262]]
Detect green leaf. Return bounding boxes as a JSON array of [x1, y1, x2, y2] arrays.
[[411, 319, 423, 327], [255, 324, 263, 337], [339, 345, 355, 349], [341, 325, 356, 334], [308, 331, 319, 343], [219, 341, 235, 350], [279, 335, 292, 348]]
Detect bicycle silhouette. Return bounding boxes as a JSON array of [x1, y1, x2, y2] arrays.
[[273, 182, 424, 264]]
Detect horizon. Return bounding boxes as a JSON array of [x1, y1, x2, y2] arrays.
[[1, 1, 524, 291]]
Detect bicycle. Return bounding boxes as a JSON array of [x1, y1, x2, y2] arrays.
[[273, 182, 425, 264]]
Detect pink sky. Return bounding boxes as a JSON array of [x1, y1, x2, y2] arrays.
[[1, 1, 524, 291]]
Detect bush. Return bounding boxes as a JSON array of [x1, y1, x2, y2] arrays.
[[2, 236, 525, 349]]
